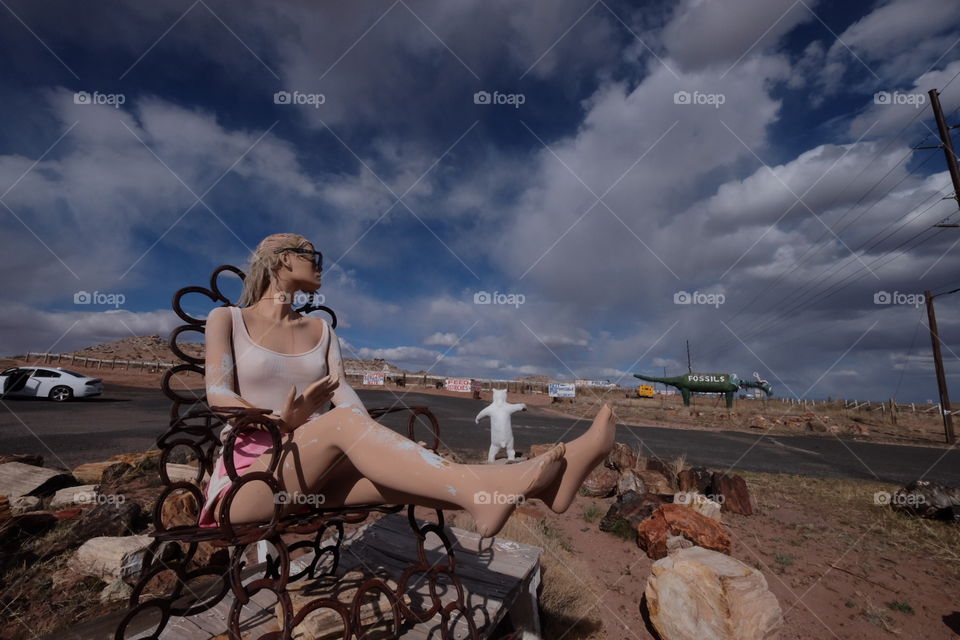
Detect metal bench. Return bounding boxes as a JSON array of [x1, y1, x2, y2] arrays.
[[114, 265, 524, 640]]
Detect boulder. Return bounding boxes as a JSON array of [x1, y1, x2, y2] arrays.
[[617, 469, 645, 496], [160, 490, 199, 528], [636, 504, 732, 560], [645, 458, 672, 477], [635, 470, 674, 496], [711, 473, 753, 515], [10, 495, 40, 515], [163, 463, 202, 484], [0, 454, 43, 467], [0, 462, 76, 498], [674, 492, 722, 521], [677, 467, 712, 493], [599, 491, 666, 533], [529, 443, 561, 458], [644, 546, 783, 640], [579, 466, 620, 498], [100, 579, 133, 604], [70, 535, 154, 583], [49, 484, 100, 509], [748, 415, 770, 430], [107, 450, 162, 470], [605, 442, 638, 472], [44, 500, 143, 557], [806, 418, 828, 433], [891, 480, 960, 521], [73, 461, 131, 484], [0, 495, 9, 525]]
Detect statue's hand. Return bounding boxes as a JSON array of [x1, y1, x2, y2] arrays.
[[279, 375, 340, 430]]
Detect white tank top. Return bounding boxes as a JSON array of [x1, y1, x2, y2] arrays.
[[228, 305, 331, 414]]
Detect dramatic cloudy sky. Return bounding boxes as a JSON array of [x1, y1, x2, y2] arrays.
[[1, 0, 959, 401]]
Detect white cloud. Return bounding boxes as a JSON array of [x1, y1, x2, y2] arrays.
[[423, 331, 460, 347]]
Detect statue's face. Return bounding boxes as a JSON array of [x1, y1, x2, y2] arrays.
[[493, 389, 507, 402], [277, 242, 322, 292]]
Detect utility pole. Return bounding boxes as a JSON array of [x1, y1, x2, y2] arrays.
[[926, 89, 960, 226], [924, 290, 955, 443], [686, 340, 692, 374]]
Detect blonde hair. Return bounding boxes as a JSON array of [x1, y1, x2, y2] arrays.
[[237, 233, 313, 307]]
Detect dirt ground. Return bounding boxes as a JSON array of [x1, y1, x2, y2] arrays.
[[2, 448, 958, 639]]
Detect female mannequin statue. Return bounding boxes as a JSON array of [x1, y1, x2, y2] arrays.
[[199, 233, 616, 537]]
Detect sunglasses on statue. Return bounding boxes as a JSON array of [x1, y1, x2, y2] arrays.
[[274, 247, 323, 270]]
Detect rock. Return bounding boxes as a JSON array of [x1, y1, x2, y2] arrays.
[[44, 501, 143, 557], [711, 473, 754, 515], [10, 495, 40, 515], [71, 535, 154, 583], [0, 495, 9, 525], [645, 458, 671, 477], [579, 466, 620, 498], [0, 461, 76, 498], [677, 467, 712, 493], [599, 491, 666, 533], [0, 454, 43, 467], [160, 491, 199, 528], [806, 418, 828, 432], [529, 443, 561, 458], [5, 511, 57, 537], [107, 450, 162, 470], [635, 470, 674, 496], [748, 415, 770, 429], [636, 504, 732, 560], [891, 480, 960, 521], [514, 502, 547, 522], [605, 442, 638, 472], [102, 461, 133, 484], [674, 492, 722, 521], [846, 423, 869, 436], [163, 463, 202, 484], [73, 461, 131, 484], [54, 507, 85, 521], [644, 546, 783, 640], [280, 570, 398, 640], [100, 579, 134, 603], [617, 469, 646, 496], [49, 484, 100, 509]]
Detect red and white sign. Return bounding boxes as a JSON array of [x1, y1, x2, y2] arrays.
[[363, 373, 385, 386], [445, 378, 472, 393]]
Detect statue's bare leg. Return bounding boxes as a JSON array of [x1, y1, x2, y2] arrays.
[[224, 407, 566, 537], [529, 403, 617, 514]]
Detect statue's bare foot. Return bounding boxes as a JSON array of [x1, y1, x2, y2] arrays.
[[469, 443, 565, 537], [532, 404, 617, 514]]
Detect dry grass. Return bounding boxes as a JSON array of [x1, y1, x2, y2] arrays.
[[449, 511, 605, 640], [740, 471, 960, 569]]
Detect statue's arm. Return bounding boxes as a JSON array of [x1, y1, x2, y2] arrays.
[[324, 323, 370, 419], [204, 306, 257, 411]]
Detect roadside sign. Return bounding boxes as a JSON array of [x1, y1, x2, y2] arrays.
[[549, 383, 576, 397], [363, 373, 385, 386]]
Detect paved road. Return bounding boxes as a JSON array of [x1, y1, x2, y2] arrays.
[[1, 385, 957, 486]]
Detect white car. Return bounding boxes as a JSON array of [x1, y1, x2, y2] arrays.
[[0, 366, 104, 402]]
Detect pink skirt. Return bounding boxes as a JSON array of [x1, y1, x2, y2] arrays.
[[198, 429, 274, 528]]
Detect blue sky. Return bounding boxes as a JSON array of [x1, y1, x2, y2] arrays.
[[1, 0, 959, 401]]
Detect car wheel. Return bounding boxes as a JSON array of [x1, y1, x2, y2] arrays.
[[49, 386, 73, 402]]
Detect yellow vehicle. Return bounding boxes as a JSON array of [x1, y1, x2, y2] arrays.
[[637, 384, 655, 398]]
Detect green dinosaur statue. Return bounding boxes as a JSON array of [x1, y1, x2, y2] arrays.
[[633, 371, 773, 408]]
